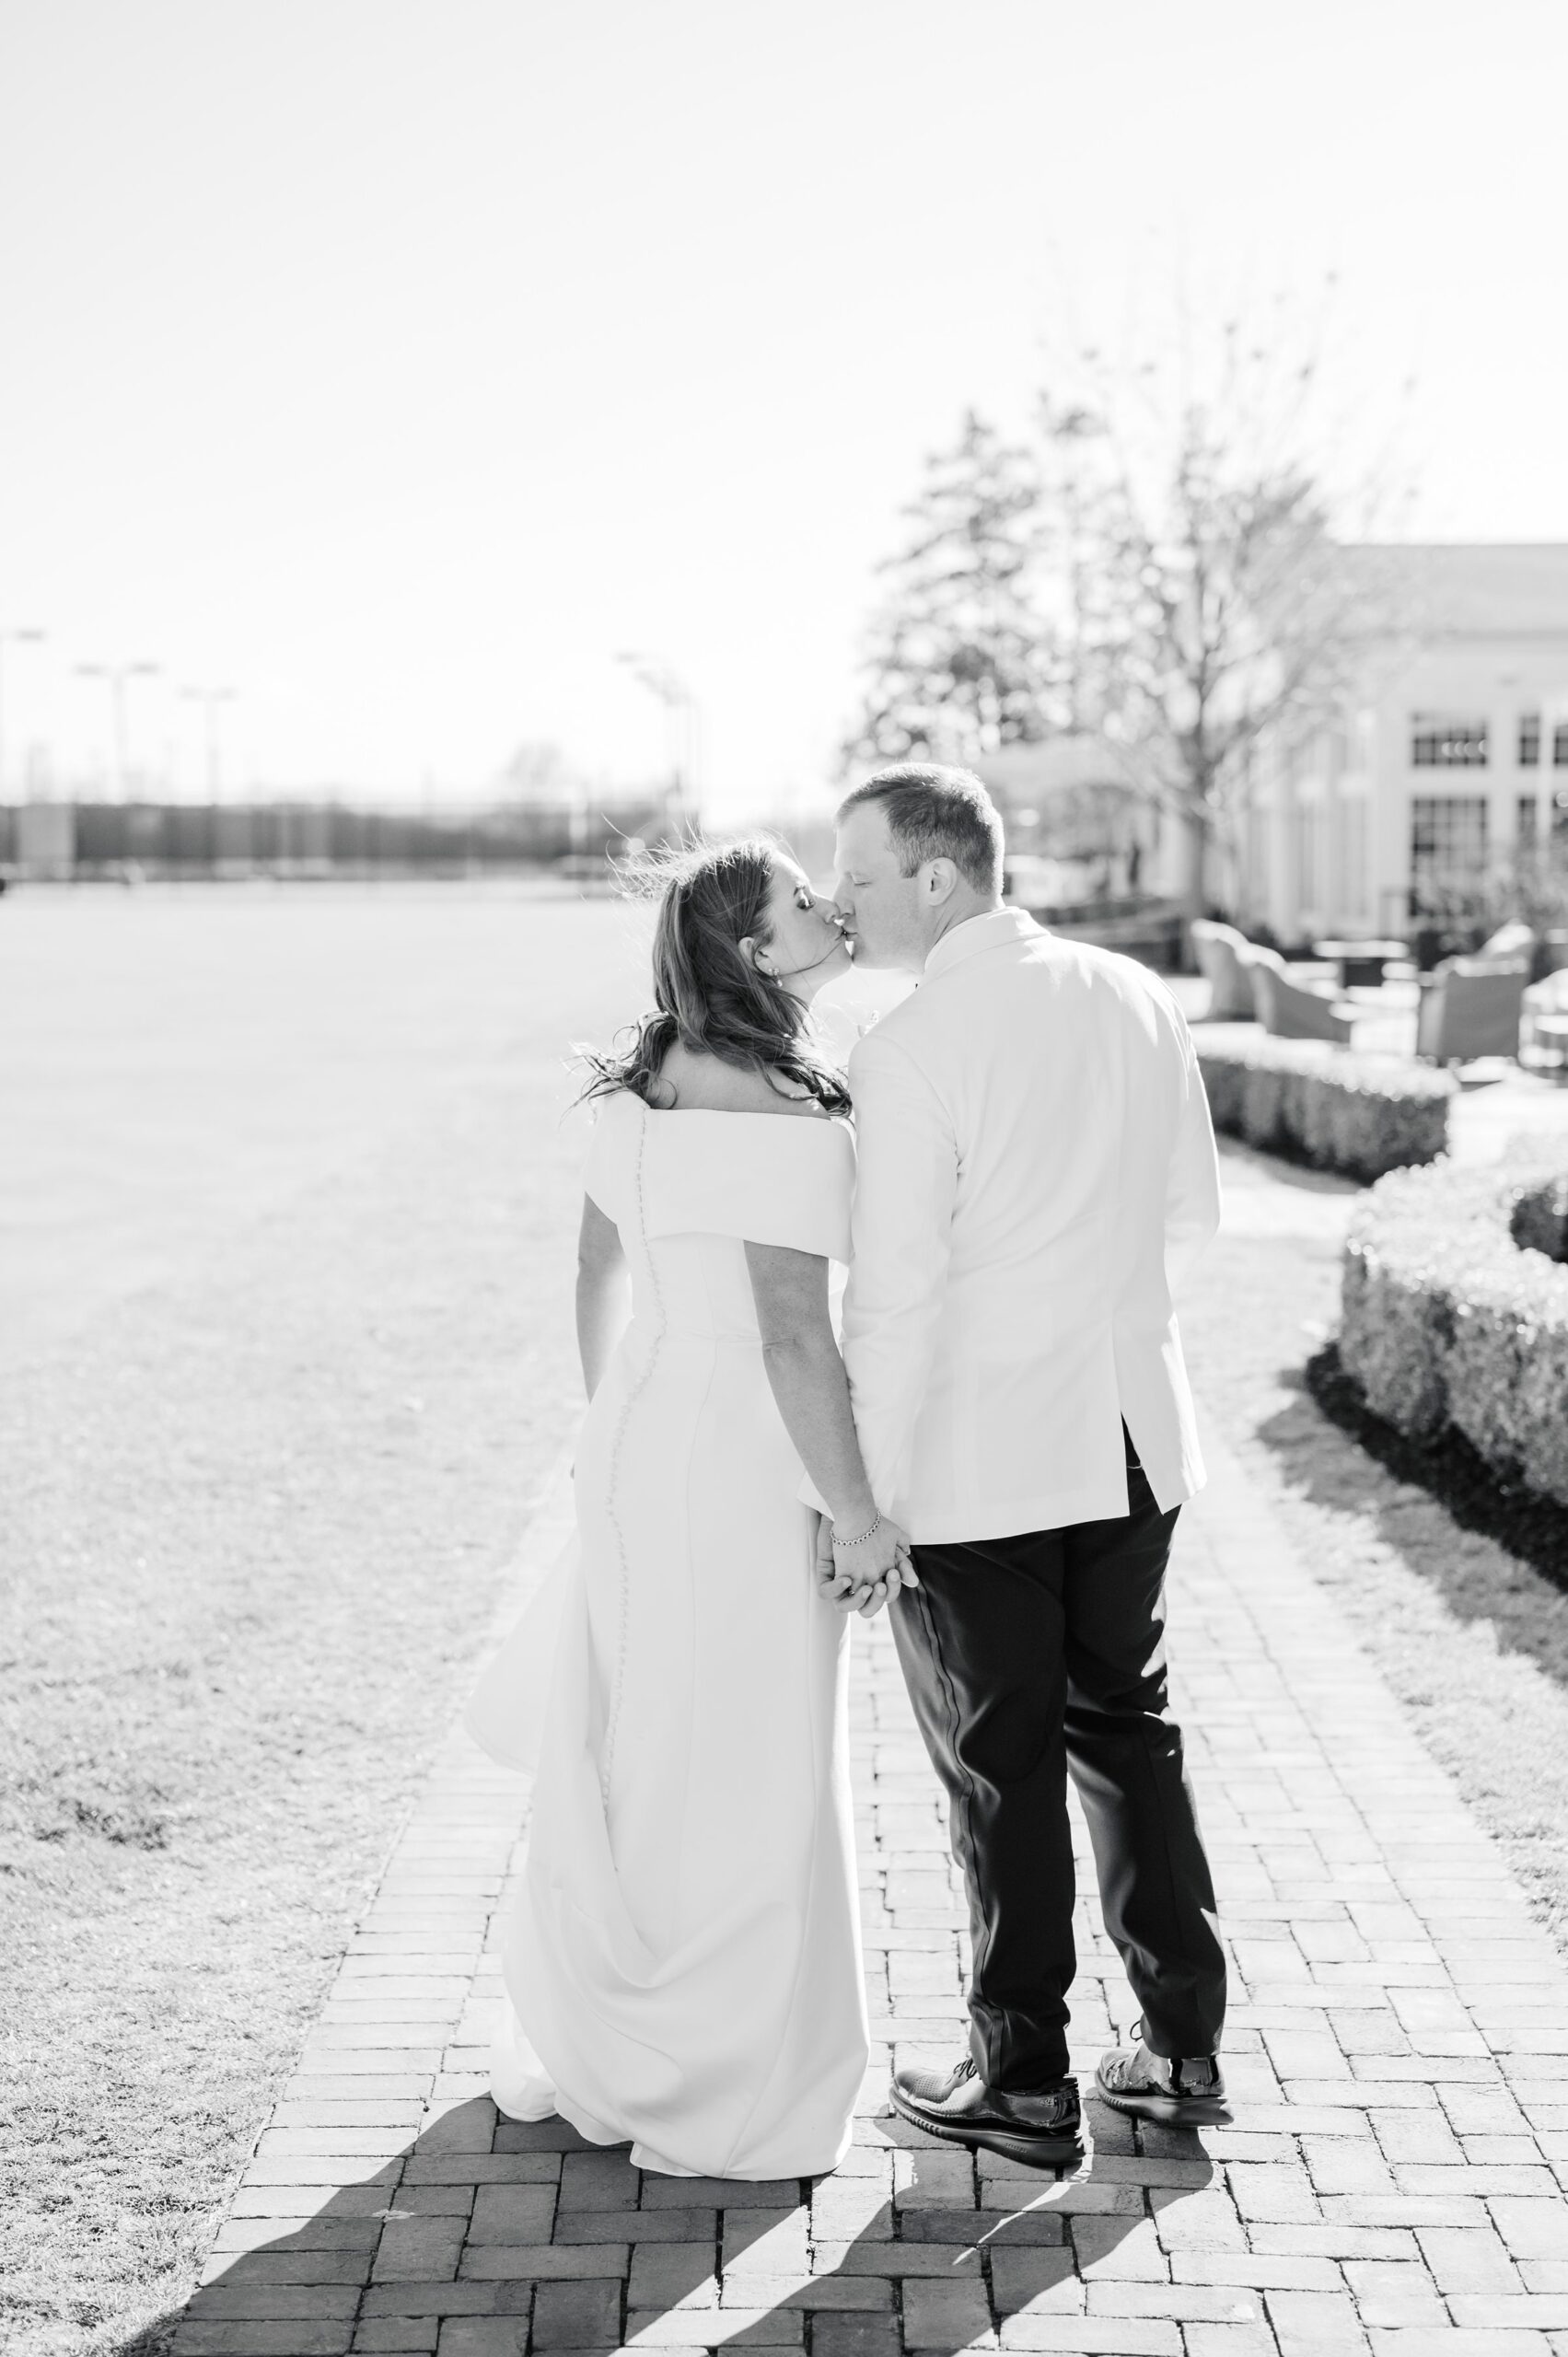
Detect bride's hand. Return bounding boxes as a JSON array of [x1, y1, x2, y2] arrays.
[[820, 1511, 918, 1618]]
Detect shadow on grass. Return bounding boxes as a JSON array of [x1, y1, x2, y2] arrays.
[[1253, 1351, 1568, 1689], [120, 2089, 1221, 2355], [1303, 1344, 1568, 1596], [1214, 1132, 1363, 1198]]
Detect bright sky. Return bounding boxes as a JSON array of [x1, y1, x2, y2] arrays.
[[1, 0, 1564, 817]]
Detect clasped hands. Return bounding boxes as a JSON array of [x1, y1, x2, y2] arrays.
[[813, 1510, 919, 1618]]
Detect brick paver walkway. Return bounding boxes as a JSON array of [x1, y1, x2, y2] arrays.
[[179, 1424, 1568, 2357]]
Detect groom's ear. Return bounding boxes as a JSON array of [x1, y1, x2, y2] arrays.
[[923, 858, 959, 905]]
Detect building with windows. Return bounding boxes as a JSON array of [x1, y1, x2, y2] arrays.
[[1234, 545, 1568, 945]]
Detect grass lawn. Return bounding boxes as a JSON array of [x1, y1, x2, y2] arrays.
[[0, 888, 640, 2357], [1182, 1135, 1568, 1949]]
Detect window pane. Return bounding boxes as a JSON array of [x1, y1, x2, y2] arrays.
[[1411, 713, 1489, 767], [1411, 795, 1489, 909]]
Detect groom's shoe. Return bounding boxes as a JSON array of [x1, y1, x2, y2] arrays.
[[1095, 2026, 1230, 2127], [890, 2056, 1083, 2170]]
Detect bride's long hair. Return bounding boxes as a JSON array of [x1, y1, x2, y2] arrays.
[[580, 836, 852, 1115]]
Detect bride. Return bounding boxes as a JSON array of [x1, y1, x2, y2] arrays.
[[469, 836, 914, 2178]]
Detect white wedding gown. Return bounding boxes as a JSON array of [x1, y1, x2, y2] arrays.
[[468, 1088, 869, 2177]]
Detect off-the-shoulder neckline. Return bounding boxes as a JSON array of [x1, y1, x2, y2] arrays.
[[622, 1095, 848, 1128]]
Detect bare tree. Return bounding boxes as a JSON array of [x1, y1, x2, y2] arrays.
[[1036, 310, 1413, 923], [842, 411, 1058, 770], [843, 296, 1414, 926]]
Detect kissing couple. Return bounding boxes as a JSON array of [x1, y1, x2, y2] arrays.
[[468, 762, 1228, 2180]]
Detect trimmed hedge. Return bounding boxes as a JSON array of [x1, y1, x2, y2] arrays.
[[1513, 1174, 1568, 1263], [1196, 1036, 1452, 1182], [1340, 1145, 1568, 1509]]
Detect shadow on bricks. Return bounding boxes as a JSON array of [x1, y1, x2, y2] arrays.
[[136, 2085, 1219, 2357]]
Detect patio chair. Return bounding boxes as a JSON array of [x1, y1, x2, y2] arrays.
[[1247, 946, 1354, 1045], [1523, 965, 1568, 1062], [1415, 956, 1529, 1063], [1190, 918, 1257, 1019]]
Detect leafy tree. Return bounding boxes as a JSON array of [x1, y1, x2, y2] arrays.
[[842, 410, 1058, 769]]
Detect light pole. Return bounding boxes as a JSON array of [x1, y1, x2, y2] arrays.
[[75, 661, 161, 799], [615, 651, 701, 829], [180, 686, 238, 803], [0, 627, 48, 800]]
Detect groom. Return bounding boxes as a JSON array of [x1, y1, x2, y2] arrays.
[[825, 763, 1226, 2169]]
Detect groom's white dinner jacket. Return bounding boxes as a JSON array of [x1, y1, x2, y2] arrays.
[[838, 907, 1221, 1543]]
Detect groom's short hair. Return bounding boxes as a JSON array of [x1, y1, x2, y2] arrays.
[[838, 764, 1004, 897]]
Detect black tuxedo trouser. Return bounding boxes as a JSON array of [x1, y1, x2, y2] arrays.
[[892, 1431, 1225, 2090]]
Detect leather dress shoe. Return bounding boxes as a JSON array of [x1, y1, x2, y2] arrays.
[[890, 2055, 1083, 2170], [1095, 2025, 1229, 2126]]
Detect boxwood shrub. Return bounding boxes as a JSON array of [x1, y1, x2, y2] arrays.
[[1340, 1145, 1568, 1508], [1196, 1036, 1452, 1181]]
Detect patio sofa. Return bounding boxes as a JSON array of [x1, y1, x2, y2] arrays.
[[1190, 918, 1258, 1019], [1523, 964, 1568, 1067], [1246, 945, 1355, 1045], [1415, 956, 1530, 1063]]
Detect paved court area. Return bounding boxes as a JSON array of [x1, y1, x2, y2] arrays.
[[0, 881, 645, 1368], [179, 1424, 1568, 2357]]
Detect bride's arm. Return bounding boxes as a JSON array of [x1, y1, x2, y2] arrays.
[[745, 1241, 914, 1604], [576, 1195, 630, 1399]]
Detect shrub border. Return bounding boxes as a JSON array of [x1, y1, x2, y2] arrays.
[[1196, 1034, 1452, 1182], [1339, 1144, 1568, 1515]]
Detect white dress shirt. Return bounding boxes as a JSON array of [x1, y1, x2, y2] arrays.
[[838, 907, 1220, 1542]]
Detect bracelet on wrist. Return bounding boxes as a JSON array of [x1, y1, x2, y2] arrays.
[[832, 1513, 883, 1549]]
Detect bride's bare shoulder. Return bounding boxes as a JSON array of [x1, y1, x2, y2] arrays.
[[657, 1043, 826, 1119]]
